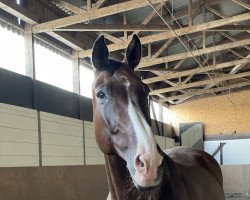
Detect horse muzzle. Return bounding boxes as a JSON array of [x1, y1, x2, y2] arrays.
[[131, 152, 164, 191]]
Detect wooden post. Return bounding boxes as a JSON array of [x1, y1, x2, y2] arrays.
[[188, 0, 193, 26], [87, 0, 91, 11], [123, 12, 128, 39], [72, 51, 80, 94], [24, 25, 35, 78]]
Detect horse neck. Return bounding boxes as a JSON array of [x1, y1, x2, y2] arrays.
[[104, 153, 179, 200], [104, 154, 133, 200]]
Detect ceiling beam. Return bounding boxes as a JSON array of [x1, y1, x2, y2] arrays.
[[93, 0, 108, 10], [152, 38, 175, 59], [143, 58, 250, 84], [79, 12, 250, 58], [53, 0, 84, 13], [206, 5, 250, 34], [133, 3, 163, 35], [137, 38, 250, 69], [0, 0, 84, 51], [52, 0, 122, 44], [0, 0, 36, 24], [32, 0, 166, 33], [160, 82, 250, 103], [53, 24, 250, 32], [232, 0, 250, 10], [149, 71, 250, 95], [218, 31, 250, 51]]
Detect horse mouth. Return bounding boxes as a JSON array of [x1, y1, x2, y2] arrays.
[[132, 170, 163, 192], [134, 182, 160, 191]]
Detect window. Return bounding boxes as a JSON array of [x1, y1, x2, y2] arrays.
[[34, 43, 73, 92], [80, 65, 94, 98], [0, 26, 25, 75]]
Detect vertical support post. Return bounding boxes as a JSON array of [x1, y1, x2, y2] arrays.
[[213, 31, 216, 65], [148, 43, 152, 59], [87, 0, 92, 11], [37, 111, 42, 166], [72, 51, 80, 94], [219, 142, 224, 165], [159, 103, 163, 123], [24, 25, 35, 78], [188, 0, 193, 26], [123, 12, 128, 39]]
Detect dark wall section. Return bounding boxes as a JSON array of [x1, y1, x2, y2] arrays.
[[0, 68, 170, 131], [34, 81, 80, 119], [79, 96, 93, 122], [0, 165, 108, 200], [0, 68, 34, 109], [0, 68, 93, 121]]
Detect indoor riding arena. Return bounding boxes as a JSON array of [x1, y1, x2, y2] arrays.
[[0, 0, 249, 200]]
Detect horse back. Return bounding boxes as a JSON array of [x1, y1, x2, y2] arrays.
[[165, 147, 223, 187]]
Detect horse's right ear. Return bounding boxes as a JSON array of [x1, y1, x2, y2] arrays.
[[92, 35, 109, 71]]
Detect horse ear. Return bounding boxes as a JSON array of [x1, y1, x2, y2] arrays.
[[92, 35, 109, 71], [125, 34, 141, 70]]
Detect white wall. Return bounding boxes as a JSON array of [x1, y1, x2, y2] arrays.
[[204, 139, 250, 165], [40, 112, 84, 166], [0, 103, 103, 167], [155, 135, 175, 150], [0, 103, 176, 167], [0, 103, 39, 167], [84, 121, 105, 165]]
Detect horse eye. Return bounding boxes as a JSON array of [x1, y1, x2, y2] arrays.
[[96, 91, 106, 100]]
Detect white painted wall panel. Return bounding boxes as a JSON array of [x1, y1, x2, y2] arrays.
[[166, 138, 175, 148], [84, 121, 105, 165], [204, 139, 250, 165], [0, 103, 39, 167], [40, 112, 84, 166], [155, 135, 166, 150]]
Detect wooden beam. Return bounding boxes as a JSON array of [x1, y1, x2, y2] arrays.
[[0, 0, 84, 51], [52, 1, 122, 44], [143, 58, 250, 84], [87, 0, 92, 11], [32, 0, 166, 33], [152, 38, 175, 59], [230, 54, 250, 74], [206, 5, 250, 34], [55, 24, 173, 32], [218, 31, 250, 51], [0, 0, 37, 25], [209, 25, 250, 32], [133, 3, 163, 35], [149, 71, 250, 95], [93, 0, 107, 10], [176, 54, 250, 103], [79, 12, 250, 58], [159, 82, 250, 102], [188, 0, 193, 26], [138, 38, 250, 68], [55, 24, 250, 32], [232, 0, 250, 10], [53, 0, 84, 14]]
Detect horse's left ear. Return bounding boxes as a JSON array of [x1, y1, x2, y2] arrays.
[[125, 34, 141, 70], [92, 35, 109, 71]]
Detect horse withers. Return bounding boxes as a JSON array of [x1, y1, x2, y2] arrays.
[[91, 35, 225, 200]]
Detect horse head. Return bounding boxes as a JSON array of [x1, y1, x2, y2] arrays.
[[92, 35, 164, 191]]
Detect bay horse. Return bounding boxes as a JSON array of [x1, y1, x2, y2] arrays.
[[91, 35, 225, 200]]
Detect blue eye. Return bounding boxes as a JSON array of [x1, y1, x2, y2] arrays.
[[96, 91, 106, 100]]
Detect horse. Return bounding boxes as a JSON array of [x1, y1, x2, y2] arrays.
[[91, 34, 225, 200]]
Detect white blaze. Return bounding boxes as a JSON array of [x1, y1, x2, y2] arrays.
[[128, 99, 158, 165]]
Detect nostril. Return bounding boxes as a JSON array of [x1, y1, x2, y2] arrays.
[[135, 155, 145, 170]]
